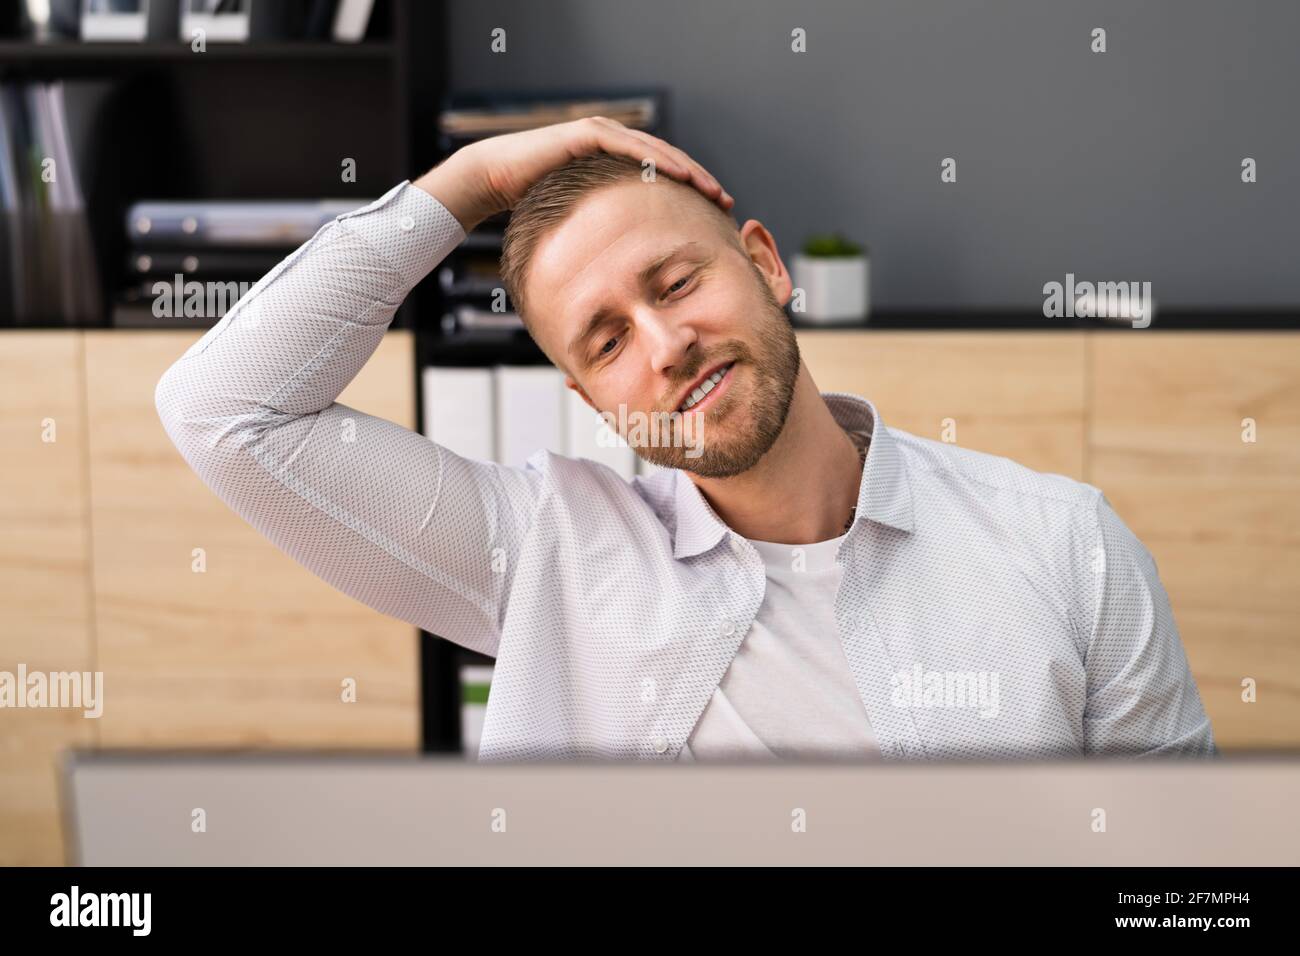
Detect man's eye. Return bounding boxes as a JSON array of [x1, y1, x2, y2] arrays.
[[665, 274, 693, 297], [598, 334, 621, 356]]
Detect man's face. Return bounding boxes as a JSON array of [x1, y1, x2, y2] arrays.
[[524, 180, 802, 478]]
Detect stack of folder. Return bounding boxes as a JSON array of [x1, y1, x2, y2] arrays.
[[438, 96, 659, 140], [116, 197, 366, 326]]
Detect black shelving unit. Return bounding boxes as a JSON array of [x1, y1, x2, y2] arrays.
[[0, 0, 444, 333], [0, 39, 397, 64]]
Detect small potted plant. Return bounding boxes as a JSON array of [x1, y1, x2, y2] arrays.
[[791, 233, 869, 325]]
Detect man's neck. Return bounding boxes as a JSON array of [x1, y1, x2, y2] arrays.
[[687, 363, 863, 545]]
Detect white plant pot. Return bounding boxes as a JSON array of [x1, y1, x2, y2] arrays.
[[792, 253, 869, 324]]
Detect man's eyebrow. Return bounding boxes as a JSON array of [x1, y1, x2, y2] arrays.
[[635, 240, 706, 287], [566, 241, 708, 364]]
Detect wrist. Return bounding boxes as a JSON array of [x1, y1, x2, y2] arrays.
[[413, 152, 495, 234]]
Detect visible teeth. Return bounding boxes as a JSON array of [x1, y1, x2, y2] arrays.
[[680, 363, 732, 411]]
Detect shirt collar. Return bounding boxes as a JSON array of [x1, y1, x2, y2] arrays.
[[671, 392, 915, 559]]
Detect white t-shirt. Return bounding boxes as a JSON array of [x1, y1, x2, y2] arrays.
[[678, 531, 883, 762]]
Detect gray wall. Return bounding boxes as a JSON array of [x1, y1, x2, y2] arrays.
[[448, 0, 1297, 311]]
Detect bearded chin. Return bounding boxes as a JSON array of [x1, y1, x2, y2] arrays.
[[634, 299, 801, 479]]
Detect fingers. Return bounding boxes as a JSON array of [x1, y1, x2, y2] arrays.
[[622, 127, 735, 210], [585, 116, 688, 179], [584, 117, 734, 210]]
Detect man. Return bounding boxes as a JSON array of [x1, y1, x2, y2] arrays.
[[155, 117, 1216, 762]]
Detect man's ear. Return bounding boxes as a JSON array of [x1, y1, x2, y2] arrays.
[[566, 376, 597, 412], [738, 219, 793, 308]]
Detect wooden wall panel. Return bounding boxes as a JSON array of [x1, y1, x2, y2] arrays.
[[1089, 333, 1300, 750], [82, 330, 420, 751], [0, 332, 97, 865], [797, 331, 1088, 479]]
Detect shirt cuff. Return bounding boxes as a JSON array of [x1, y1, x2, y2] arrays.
[[336, 179, 468, 294]]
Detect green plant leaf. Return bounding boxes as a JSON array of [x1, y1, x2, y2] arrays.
[[801, 232, 864, 257]]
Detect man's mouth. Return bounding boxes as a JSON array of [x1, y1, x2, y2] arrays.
[[677, 361, 735, 413]]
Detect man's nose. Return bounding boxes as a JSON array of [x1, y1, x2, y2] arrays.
[[637, 307, 699, 376]]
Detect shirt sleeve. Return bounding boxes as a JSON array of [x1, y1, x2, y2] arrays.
[[1081, 491, 1218, 757], [153, 180, 544, 659]]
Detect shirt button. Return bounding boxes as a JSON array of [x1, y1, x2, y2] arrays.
[[720, 620, 736, 636], [652, 736, 668, 753], [399, 215, 415, 231], [729, 535, 746, 555]]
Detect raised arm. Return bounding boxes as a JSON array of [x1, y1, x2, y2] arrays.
[[154, 118, 732, 658]]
